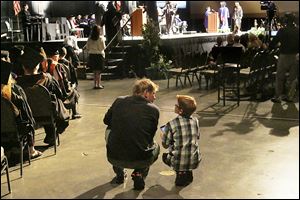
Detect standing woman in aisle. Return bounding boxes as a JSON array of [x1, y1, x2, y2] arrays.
[[84, 25, 106, 89]]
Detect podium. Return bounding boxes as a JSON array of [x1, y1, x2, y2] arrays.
[[207, 12, 219, 33], [131, 8, 146, 36]]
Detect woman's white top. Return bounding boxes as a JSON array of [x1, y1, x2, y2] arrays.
[[85, 36, 106, 58]]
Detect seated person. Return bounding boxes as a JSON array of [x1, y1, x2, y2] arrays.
[[208, 36, 224, 63], [88, 14, 96, 30], [16, 47, 69, 145], [161, 95, 201, 186], [63, 32, 81, 68], [58, 47, 78, 87], [233, 35, 246, 52], [8, 46, 25, 77], [1, 59, 42, 158], [80, 15, 91, 37], [225, 33, 234, 47], [248, 33, 263, 50], [76, 14, 82, 25], [45, 47, 81, 119]]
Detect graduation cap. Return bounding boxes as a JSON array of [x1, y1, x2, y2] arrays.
[[9, 45, 24, 62], [44, 45, 60, 57], [18, 47, 45, 69], [1, 60, 13, 85]]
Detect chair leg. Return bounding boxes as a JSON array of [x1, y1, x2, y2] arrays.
[[27, 144, 31, 165], [5, 157, 11, 193], [53, 126, 57, 155], [20, 141, 23, 177], [237, 78, 240, 106], [198, 73, 202, 89], [186, 74, 192, 87], [178, 76, 184, 88], [217, 79, 220, 103], [223, 80, 225, 106], [57, 133, 60, 146]]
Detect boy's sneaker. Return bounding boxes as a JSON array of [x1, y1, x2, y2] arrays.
[[187, 171, 193, 183], [131, 173, 145, 190], [175, 171, 193, 186]]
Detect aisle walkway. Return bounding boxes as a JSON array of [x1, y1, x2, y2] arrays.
[[1, 78, 299, 199]]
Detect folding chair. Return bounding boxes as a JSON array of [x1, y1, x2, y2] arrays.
[[24, 85, 59, 155], [1, 97, 31, 177], [1, 146, 11, 193], [217, 47, 243, 106], [4, 20, 22, 42]]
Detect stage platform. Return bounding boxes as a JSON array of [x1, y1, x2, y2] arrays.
[[1, 31, 236, 50], [1, 31, 241, 69]]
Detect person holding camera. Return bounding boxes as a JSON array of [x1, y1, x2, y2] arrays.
[[270, 12, 299, 103]]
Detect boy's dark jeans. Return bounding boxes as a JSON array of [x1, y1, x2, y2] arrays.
[[162, 153, 193, 186]]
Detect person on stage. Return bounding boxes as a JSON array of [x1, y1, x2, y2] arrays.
[[162, 1, 176, 35], [204, 6, 212, 32], [19, 3, 32, 41], [218, 1, 230, 32], [233, 1, 243, 33]]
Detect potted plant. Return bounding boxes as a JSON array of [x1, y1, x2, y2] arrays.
[[141, 19, 172, 80]]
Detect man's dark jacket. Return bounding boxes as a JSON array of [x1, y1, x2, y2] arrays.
[[104, 95, 159, 162]]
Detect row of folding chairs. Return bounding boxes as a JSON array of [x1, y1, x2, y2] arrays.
[[1, 84, 58, 179], [165, 50, 208, 89]]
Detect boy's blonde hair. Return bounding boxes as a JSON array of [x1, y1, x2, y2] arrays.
[[132, 78, 159, 95], [177, 95, 197, 117]]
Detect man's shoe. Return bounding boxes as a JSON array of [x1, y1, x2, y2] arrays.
[[271, 97, 281, 103], [111, 171, 127, 184], [111, 176, 124, 184], [131, 173, 145, 190]]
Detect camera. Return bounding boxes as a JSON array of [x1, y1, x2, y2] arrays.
[[260, 1, 276, 11]]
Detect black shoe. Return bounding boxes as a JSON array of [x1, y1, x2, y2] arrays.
[[175, 171, 192, 187], [44, 137, 55, 146], [131, 173, 145, 190], [93, 85, 104, 89], [187, 171, 193, 183], [72, 113, 82, 119], [56, 121, 69, 134], [110, 175, 124, 184]]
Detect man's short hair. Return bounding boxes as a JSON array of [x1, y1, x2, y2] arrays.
[[59, 47, 67, 57], [132, 78, 159, 95], [177, 95, 197, 117], [234, 35, 240, 43]]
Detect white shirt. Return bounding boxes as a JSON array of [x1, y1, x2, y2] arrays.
[[85, 36, 106, 58], [63, 35, 79, 50]]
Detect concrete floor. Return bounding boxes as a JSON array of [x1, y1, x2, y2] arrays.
[[1, 78, 299, 199]]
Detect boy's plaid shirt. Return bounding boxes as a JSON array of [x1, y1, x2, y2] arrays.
[[162, 115, 201, 171]]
